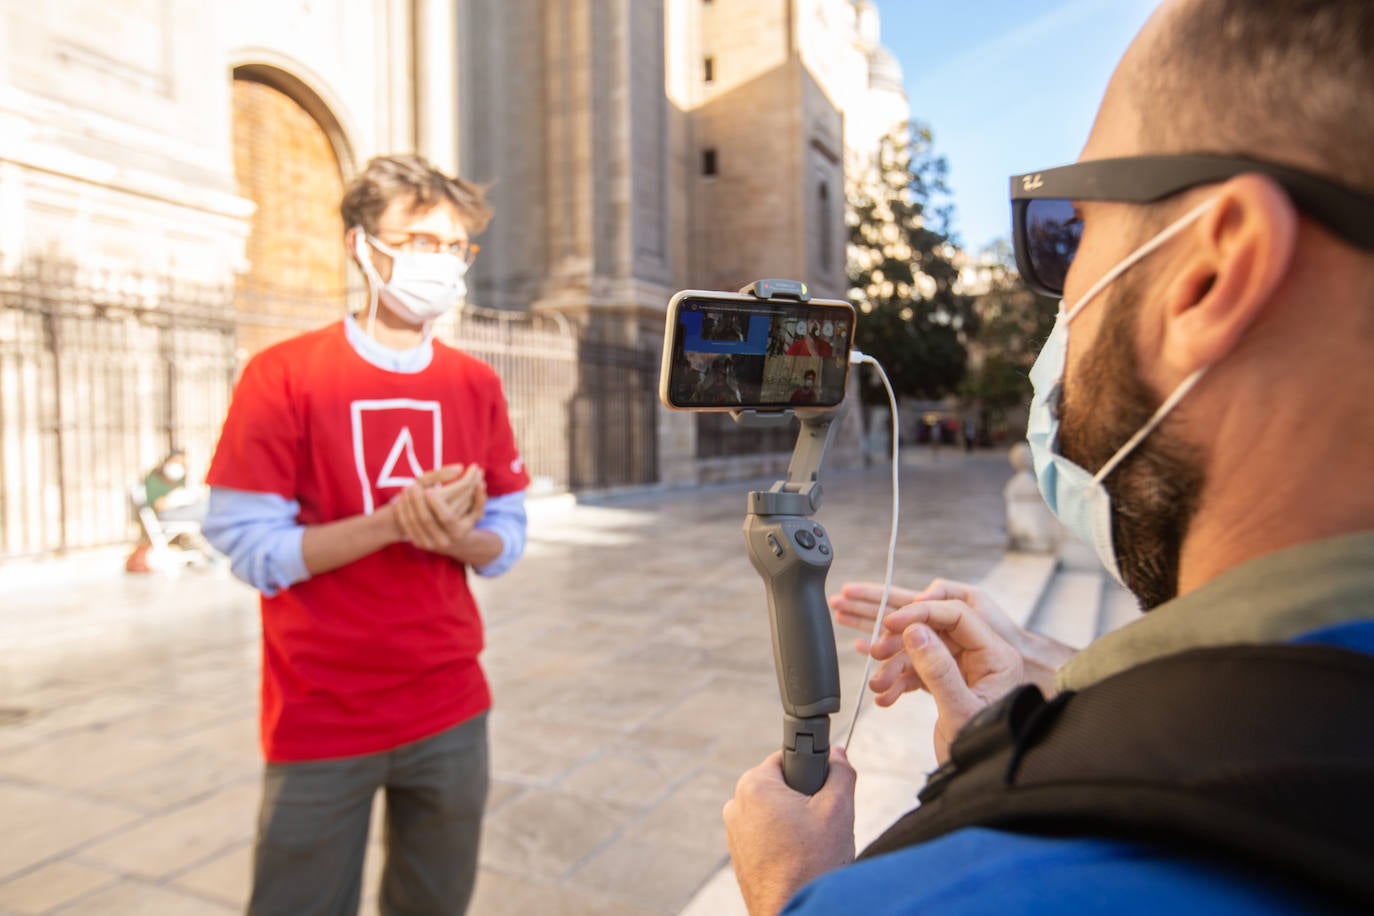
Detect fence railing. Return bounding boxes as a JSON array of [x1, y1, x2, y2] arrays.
[[0, 262, 236, 558], [568, 336, 660, 491], [0, 266, 665, 558], [434, 304, 580, 492]]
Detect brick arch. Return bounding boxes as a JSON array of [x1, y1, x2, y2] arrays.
[[231, 69, 352, 358]]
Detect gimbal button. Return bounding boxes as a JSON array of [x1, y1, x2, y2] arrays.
[[794, 529, 817, 550]]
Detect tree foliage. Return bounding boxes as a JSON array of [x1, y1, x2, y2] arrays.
[[961, 239, 1059, 414], [846, 122, 974, 404]]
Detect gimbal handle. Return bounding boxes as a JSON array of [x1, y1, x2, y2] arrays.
[[735, 278, 843, 795]]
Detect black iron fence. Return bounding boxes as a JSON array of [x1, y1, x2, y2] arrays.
[[0, 261, 236, 557], [568, 337, 660, 490], [434, 305, 580, 492]]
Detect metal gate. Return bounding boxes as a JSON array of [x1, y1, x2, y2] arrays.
[[0, 262, 236, 558], [437, 305, 579, 492], [568, 336, 660, 490]]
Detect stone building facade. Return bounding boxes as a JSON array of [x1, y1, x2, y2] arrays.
[[0, 0, 464, 556], [0, 0, 907, 557]]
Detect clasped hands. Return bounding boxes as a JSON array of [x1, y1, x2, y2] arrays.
[[386, 463, 488, 563], [724, 578, 1077, 916]]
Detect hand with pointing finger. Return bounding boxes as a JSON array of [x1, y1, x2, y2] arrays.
[[831, 578, 1077, 763], [868, 610, 1022, 764], [831, 578, 1075, 696]]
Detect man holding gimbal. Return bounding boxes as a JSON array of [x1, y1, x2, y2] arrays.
[[725, 0, 1374, 912]]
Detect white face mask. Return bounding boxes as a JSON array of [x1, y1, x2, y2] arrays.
[[354, 231, 468, 330], [163, 463, 186, 482], [1026, 198, 1218, 584]]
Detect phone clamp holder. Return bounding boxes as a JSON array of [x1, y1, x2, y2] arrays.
[[734, 279, 843, 795]]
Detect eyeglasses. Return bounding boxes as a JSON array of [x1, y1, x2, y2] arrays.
[[374, 232, 481, 265], [1010, 154, 1374, 298]]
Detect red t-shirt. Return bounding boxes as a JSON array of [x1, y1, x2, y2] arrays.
[[786, 337, 833, 357], [208, 323, 529, 762]]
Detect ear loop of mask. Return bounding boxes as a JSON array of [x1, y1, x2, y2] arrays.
[[1064, 197, 1220, 324], [1059, 197, 1221, 484], [353, 230, 445, 346], [354, 230, 383, 339]]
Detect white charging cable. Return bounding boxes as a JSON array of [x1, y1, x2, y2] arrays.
[[843, 349, 901, 752]]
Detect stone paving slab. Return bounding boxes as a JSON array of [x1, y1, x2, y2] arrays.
[[0, 451, 1012, 915]]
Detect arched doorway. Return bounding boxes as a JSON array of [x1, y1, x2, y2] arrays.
[[230, 71, 350, 358]]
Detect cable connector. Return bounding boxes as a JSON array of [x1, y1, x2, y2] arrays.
[[849, 348, 869, 366]]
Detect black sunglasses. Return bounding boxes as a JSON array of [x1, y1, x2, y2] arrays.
[[1009, 154, 1374, 298]]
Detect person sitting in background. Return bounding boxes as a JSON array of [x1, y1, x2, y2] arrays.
[[143, 448, 208, 522], [126, 448, 211, 572]]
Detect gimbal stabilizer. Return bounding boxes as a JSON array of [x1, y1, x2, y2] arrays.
[[734, 279, 844, 795]]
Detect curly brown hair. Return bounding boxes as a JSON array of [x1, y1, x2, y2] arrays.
[[340, 154, 492, 236]]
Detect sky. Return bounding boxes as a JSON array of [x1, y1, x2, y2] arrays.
[[871, 0, 1161, 253]]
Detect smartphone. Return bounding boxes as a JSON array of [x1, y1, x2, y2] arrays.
[[660, 290, 856, 411]]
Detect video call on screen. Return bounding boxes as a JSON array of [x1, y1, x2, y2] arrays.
[[669, 299, 852, 408]]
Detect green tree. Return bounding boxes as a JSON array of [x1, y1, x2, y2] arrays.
[[846, 122, 974, 404], [960, 239, 1059, 437]]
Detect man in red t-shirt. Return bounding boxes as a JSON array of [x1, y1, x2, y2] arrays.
[[202, 155, 529, 915], [790, 369, 819, 405]]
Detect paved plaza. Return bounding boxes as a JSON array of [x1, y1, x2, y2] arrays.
[[0, 451, 1013, 915]]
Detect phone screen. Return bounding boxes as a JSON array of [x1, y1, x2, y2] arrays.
[[661, 294, 855, 410]]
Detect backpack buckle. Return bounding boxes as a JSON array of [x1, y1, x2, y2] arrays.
[[919, 684, 1063, 803]]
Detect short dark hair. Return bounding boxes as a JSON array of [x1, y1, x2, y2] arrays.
[[1137, 0, 1374, 195], [340, 154, 492, 236]]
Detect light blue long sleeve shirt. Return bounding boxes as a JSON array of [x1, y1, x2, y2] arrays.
[[202, 314, 529, 595], [203, 489, 527, 596]]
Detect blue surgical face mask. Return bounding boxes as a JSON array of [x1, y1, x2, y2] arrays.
[[1027, 198, 1218, 584]]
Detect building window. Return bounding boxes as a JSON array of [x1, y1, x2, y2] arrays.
[[703, 56, 715, 83], [818, 180, 832, 271], [702, 148, 718, 176]]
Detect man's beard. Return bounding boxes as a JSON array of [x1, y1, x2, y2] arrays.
[[1057, 271, 1205, 610]]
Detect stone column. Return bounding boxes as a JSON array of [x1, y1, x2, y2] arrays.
[[414, 0, 459, 171], [381, 0, 415, 152]]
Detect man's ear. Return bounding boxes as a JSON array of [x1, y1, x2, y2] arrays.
[[1160, 174, 1297, 375], [344, 226, 365, 264]]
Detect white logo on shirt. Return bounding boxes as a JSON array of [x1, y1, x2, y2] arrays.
[[377, 427, 426, 488], [511, 456, 524, 476], [350, 399, 443, 514]]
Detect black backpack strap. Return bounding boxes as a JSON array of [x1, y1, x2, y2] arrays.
[[859, 643, 1374, 906]]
